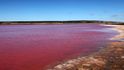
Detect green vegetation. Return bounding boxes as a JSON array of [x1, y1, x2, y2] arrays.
[[0, 20, 124, 25]]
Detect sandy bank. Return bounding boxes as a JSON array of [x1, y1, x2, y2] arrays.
[[110, 25, 124, 41], [47, 25, 124, 70]]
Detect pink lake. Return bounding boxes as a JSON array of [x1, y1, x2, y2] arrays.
[[0, 24, 116, 70]]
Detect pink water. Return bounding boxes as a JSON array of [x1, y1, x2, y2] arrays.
[[0, 24, 115, 70]]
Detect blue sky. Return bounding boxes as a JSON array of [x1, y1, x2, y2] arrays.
[[0, 0, 124, 21]]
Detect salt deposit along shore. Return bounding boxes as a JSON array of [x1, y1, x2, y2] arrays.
[[47, 24, 124, 70]]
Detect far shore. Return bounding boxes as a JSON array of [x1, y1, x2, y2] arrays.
[[47, 24, 124, 70], [0, 20, 124, 25]]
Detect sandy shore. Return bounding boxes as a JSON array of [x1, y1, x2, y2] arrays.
[[47, 25, 124, 70], [110, 25, 124, 41]]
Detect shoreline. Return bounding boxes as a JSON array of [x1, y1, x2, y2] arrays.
[[110, 25, 124, 41], [47, 24, 124, 70]]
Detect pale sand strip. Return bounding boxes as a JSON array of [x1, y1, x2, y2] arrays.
[[101, 24, 124, 41], [110, 25, 124, 41]]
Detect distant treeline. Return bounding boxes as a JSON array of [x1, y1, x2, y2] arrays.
[[0, 20, 124, 25]]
